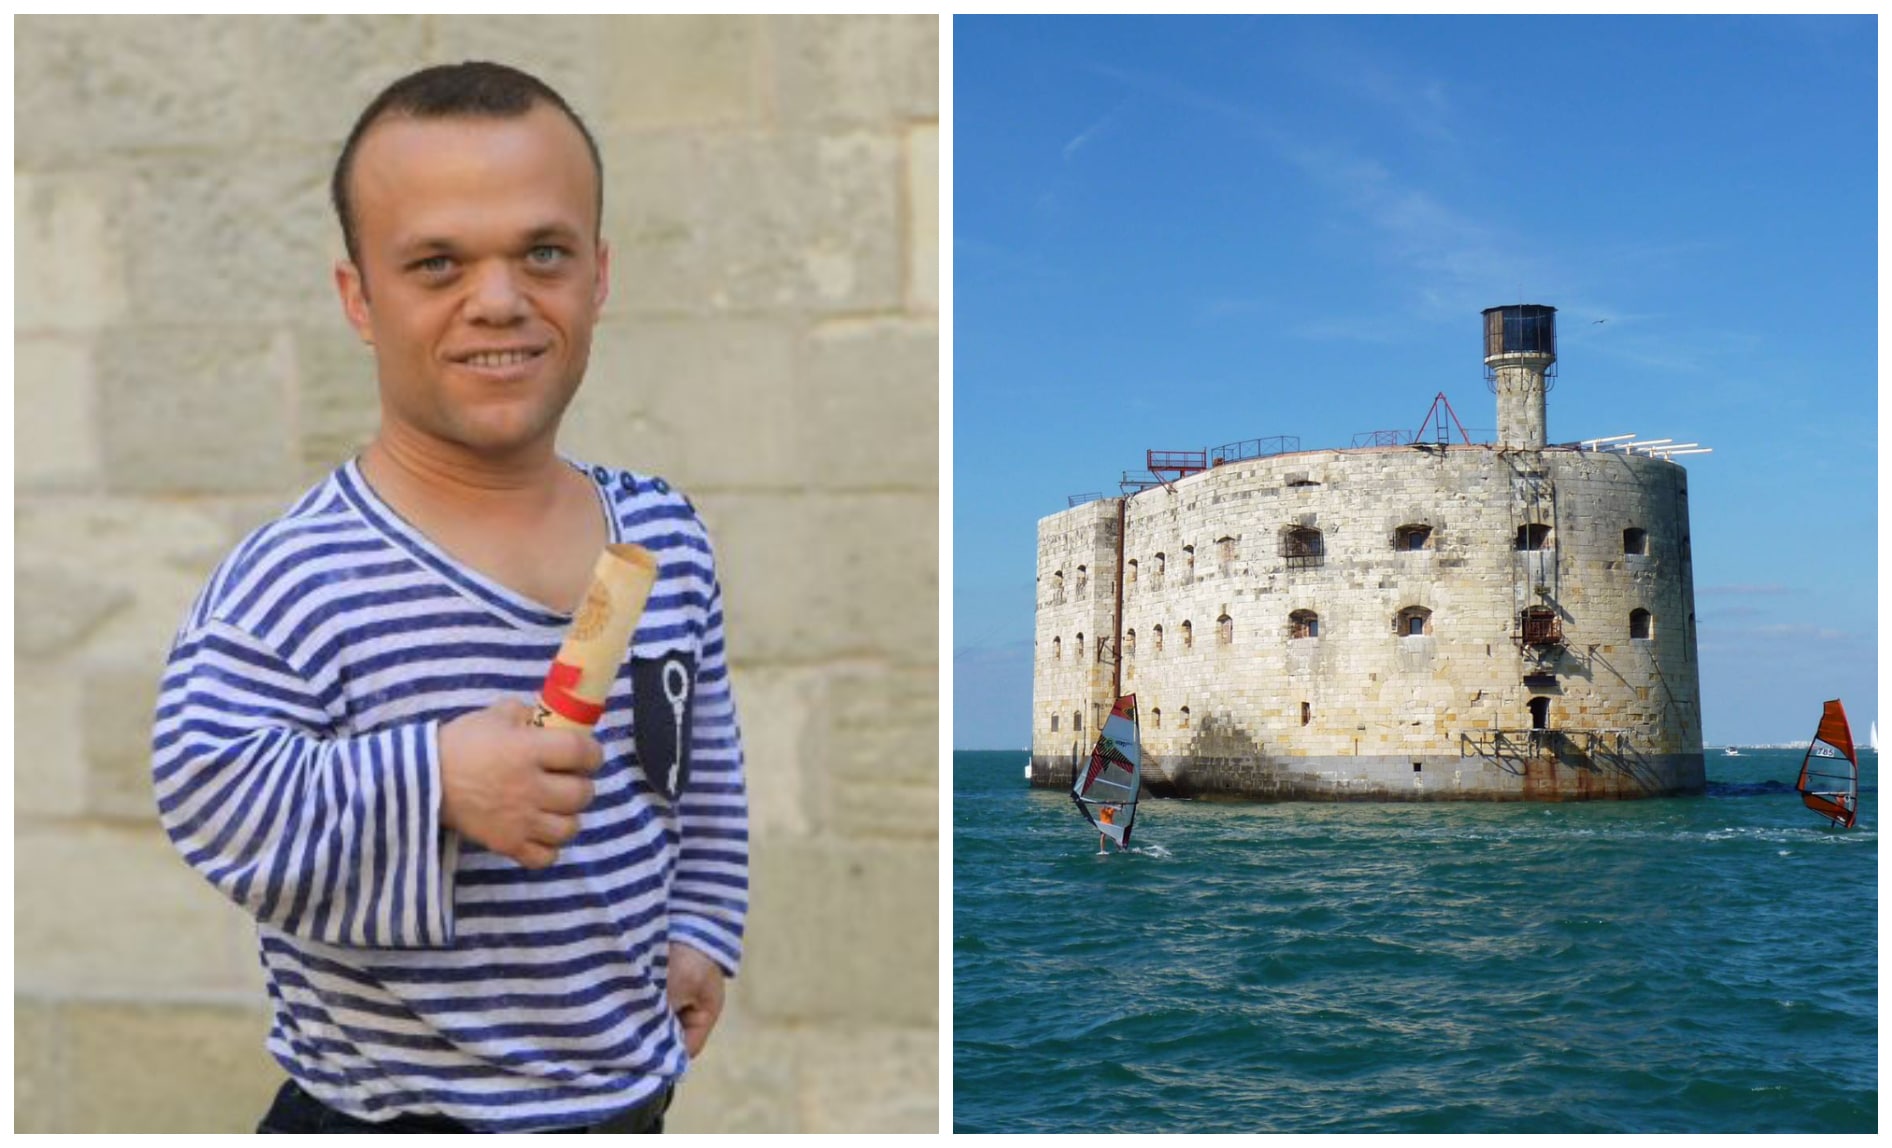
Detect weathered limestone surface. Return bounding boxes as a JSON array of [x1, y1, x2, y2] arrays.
[[1034, 445, 1705, 801], [15, 996, 281, 1133], [905, 125, 940, 312], [15, 14, 938, 1134]]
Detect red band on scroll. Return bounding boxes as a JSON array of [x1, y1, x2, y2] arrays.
[[540, 659, 606, 726]]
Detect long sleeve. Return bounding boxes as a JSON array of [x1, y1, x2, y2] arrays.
[[667, 580, 749, 976], [152, 618, 457, 948]]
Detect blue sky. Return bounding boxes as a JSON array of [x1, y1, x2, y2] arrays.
[[952, 15, 1877, 749]]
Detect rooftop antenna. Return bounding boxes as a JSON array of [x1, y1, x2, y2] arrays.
[[1414, 392, 1473, 446]]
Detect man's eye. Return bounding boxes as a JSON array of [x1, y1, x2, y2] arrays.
[[412, 255, 454, 276], [527, 245, 568, 267]]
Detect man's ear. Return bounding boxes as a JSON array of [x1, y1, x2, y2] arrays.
[[335, 260, 375, 346], [593, 240, 611, 313]]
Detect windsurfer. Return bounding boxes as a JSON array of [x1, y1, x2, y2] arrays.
[[1073, 693, 1140, 854]]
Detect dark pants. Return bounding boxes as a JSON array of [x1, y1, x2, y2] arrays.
[[256, 1078, 672, 1134]]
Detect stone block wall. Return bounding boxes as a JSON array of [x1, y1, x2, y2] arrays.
[[1032, 499, 1124, 762], [16, 15, 938, 1133], [1032, 446, 1704, 800]]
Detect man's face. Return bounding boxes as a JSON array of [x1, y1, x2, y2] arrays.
[[336, 103, 608, 463]]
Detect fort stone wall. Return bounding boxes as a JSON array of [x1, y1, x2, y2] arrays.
[[1032, 442, 1705, 801]]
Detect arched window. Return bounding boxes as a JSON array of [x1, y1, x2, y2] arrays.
[[1152, 624, 1164, 652], [1396, 606, 1432, 637], [1301, 701, 1312, 726], [1127, 559, 1138, 587], [1395, 524, 1431, 551], [1052, 636, 1061, 660], [1630, 609, 1653, 640], [1623, 528, 1648, 557], [1124, 629, 1136, 658], [1155, 551, 1167, 577], [1075, 565, 1088, 596], [1516, 524, 1553, 551], [1050, 713, 1059, 732], [1181, 620, 1193, 649], [1073, 710, 1084, 732], [1183, 545, 1196, 577], [1528, 696, 1550, 731], [1179, 706, 1191, 729], [1283, 527, 1324, 569], [1075, 632, 1085, 661], [1290, 610, 1320, 639], [1150, 707, 1161, 729], [1052, 570, 1066, 604], [1218, 613, 1234, 644], [1217, 535, 1237, 569]]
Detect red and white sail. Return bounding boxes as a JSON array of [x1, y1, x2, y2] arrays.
[[1072, 694, 1141, 848], [1796, 699, 1859, 829]]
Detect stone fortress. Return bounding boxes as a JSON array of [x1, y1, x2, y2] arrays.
[[1031, 305, 1707, 801]]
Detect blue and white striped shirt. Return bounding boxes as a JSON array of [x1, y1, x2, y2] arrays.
[[151, 457, 748, 1132]]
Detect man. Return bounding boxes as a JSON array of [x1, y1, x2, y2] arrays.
[[151, 61, 748, 1133]]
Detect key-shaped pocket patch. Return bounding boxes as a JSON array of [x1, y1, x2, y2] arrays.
[[631, 652, 695, 804]]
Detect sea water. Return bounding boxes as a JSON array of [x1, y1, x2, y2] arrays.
[[952, 749, 1876, 1133]]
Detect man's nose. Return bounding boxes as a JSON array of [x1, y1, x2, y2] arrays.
[[463, 261, 529, 323]]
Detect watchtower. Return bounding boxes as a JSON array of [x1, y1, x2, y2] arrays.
[[1484, 304, 1557, 449]]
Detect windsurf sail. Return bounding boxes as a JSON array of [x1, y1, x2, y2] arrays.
[[1795, 699, 1859, 829], [1072, 694, 1141, 849]]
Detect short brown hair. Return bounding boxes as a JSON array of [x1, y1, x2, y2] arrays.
[[331, 61, 603, 268]]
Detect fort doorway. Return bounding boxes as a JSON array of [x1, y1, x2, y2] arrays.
[[1528, 696, 1550, 730]]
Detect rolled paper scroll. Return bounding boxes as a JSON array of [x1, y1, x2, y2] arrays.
[[530, 543, 658, 732]]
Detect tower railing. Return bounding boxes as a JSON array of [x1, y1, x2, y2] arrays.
[[1209, 436, 1299, 464]]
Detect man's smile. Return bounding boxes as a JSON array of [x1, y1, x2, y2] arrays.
[[448, 344, 550, 376]]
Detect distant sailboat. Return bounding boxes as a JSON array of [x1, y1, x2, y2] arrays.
[[1072, 694, 1141, 853], [1795, 699, 1859, 829], [1871, 720, 1879, 753]]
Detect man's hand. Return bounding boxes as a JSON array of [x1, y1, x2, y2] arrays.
[[667, 942, 726, 1058], [438, 698, 602, 869]]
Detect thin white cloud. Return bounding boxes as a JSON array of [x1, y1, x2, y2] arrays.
[[1089, 59, 1739, 358], [1088, 62, 1540, 320], [1748, 623, 1859, 642], [1289, 28, 1458, 145], [1062, 96, 1135, 162]]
